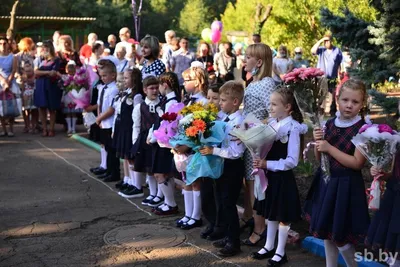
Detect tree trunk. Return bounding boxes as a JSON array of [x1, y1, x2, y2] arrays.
[[254, 3, 272, 35], [6, 0, 19, 40]]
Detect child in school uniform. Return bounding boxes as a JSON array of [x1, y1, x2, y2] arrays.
[[304, 79, 370, 267], [94, 60, 121, 183], [149, 72, 181, 215], [175, 62, 208, 230], [200, 81, 246, 257], [112, 68, 145, 198], [250, 87, 307, 266], [207, 83, 226, 121], [366, 152, 400, 267], [131, 76, 162, 206]]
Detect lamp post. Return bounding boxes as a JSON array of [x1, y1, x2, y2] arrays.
[[132, 0, 143, 41]]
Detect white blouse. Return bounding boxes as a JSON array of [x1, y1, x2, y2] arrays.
[[132, 97, 160, 144]]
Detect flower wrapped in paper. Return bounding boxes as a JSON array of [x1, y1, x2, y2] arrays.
[[169, 103, 226, 185], [352, 124, 400, 210], [283, 68, 331, 183], [153, 103, 185, 148], [230, 113, 277, 200]]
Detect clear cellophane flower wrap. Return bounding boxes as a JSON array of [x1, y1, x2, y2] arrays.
[[352, 124, 400, 210], [284, 68, 331, 183], [230, 113, 277, 200]]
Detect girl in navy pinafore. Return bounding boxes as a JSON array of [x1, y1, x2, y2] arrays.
[[304, 79, 370, 267]]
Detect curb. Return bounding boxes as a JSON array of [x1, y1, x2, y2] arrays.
[[302, 237, 385, 267], [71, 134, 101, 152]]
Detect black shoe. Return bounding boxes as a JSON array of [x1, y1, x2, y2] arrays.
[[153, 205, 179, 215], [147, 196, 164, 207], [90, 166, 101, 173], [242, 231, 265, 246], [176, 216, 191, 228], [93, 167, 107, 175], [217, 243, 241, 257], [200, 225, 214, 239], [97, 172, 110, 179], [181, 218, 203, 230], [142, 195, 155, 206], [103, 175, 120, 182], [207, 230, 225, 241], [267, 254, 288, 267], [115, 180, 125, 189], [119, 184, 133, 194], [251, 247, 276, 260], [213, 238, 228, 248], [119, 186, 144, 198]]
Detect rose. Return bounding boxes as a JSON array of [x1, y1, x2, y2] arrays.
[[359, 124, 373, 133], [378, 124, 393, 134]]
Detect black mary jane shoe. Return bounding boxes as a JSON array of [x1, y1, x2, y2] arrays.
[[250, 247, 276, 260], [176, 216, 191, 228], [241, 231, 264, 246], [181, 218, 203, 230], [267, 253, 288, 267]]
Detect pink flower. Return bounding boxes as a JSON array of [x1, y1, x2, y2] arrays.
[[359, 124, 372, 133], [378, 124, 393, 134]]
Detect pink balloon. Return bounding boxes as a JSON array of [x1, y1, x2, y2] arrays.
[[211, 21, 223, 32], [211, 30, 221, 44]]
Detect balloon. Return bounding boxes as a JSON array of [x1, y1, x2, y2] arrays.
[[211, 21, 223, 32], [211, 30, 221, 44], [201, 28, 212, 43]]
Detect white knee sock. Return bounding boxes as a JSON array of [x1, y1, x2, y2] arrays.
[[100, 148, 107, 169], [259, 220, 279, 254], [123, 176, 129, 184], [182, 189, 193, 221], [147, 175, 157, 196], [324, 240, 339, 267], [134, 171, 145, 190], [338, 243, 357, 267], [189, 190, 201, 222], [271, 224, 290, 261], [66, 117, 71, 132], [160, 179, 176, 207], [156, 183, 164, 199], [71, 117, 77, 131], [128, 165, 135, 186]]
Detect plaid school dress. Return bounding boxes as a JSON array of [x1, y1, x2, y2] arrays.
[[304, 117, 370, 245]]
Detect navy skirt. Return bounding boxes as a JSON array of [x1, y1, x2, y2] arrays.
[[253, 170, 301, 223], [131, 132, 152, 173], [112, 117, 133, 159], [366, 178, 400, 253], [304, 168, 370, 244], [151, 144, 173, 174]]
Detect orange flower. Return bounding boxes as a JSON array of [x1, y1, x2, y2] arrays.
[[192, 119, 206, 132], [185, 126, 199, 137]]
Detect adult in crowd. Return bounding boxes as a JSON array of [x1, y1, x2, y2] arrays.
[[16, 37, 35, 73], [34, 40, 61, 137], [196, 41, 214, 74], [80, 33, 98, 64], [311, 34, 342, 116], [240, 43, 276, 246], [242, 33, 262, 86], [107, 34, 117, 55], [272, 45, 294, 85], [88, 42, 104, 66], [115, 43, 129, 73], [162, 30, 176, 71], [9, 39, 18, 54], [171, 37, 195, 87], [140, 35, 166, 78], [58, 35, 82, 74], [52, 31, 61, 52], [34, 42, 43, 69], [234, 43, 244, 69], [292, 47, 309, 68], [171, 37, 180, 52], [115, 27, 132, 60], [214, 42, 236, 82], [0, 36, 19, 137], [252, 34, 262, 44]]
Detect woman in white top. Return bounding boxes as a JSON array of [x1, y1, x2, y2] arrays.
[[272, 45, 293, 85]]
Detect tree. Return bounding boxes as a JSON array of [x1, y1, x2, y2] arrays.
[[254, 3, 272, 35], [6, 0, 19, 40], [178, 0, 212, 37]]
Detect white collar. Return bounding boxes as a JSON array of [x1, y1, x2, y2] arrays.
[[166, 91, 176, 100], [334, 111, 361, 128], [126, 88, 132, 94], [104, 81, 116, 88], [193, 92, 205, 99], [225, 110, 241, 121], [274, 116, 293, 128], [145, 97, 160, 106]]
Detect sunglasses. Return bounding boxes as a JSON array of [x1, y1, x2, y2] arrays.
[[295, 52, 302, 55]]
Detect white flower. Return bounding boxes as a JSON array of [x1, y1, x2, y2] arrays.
[[179, 114, 193, 126]]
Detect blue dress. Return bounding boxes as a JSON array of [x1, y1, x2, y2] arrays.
[[304, 118, 370, 245], [366, 152, 400, 253], [34, 58, 62, 110]]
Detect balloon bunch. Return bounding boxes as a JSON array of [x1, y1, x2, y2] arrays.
[[201, 21, 223, 44]]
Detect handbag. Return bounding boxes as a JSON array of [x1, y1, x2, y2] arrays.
[[0, 91, 22, 117]]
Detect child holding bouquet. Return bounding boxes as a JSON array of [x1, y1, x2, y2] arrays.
[[366, 153, 400, 267], [149, 72, 181, 215], [175, 64, 209, 230], [250, 87, 307, 266], [113, 67, 144, 198], [61, 61, 80, 135], [199, 81, 246, 257], [304, 79, 370, 267]]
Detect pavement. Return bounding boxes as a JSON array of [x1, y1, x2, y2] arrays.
[[0, 123, 326, 267]]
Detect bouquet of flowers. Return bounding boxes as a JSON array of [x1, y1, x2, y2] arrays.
[[62, 67, 90, 109], [352, 124, 400, 210], [284, 67, 331, 183], [153, 102, 185, 148], [230, 114, 277, 200], [170, 103, 226, 185]]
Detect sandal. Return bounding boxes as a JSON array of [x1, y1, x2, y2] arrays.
[[242, 231, 264, 246]]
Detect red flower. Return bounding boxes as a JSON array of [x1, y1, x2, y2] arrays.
[[161, 112, 178, 122]]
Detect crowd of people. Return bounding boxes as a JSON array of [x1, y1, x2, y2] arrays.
[[0, 26, 399, 267]]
